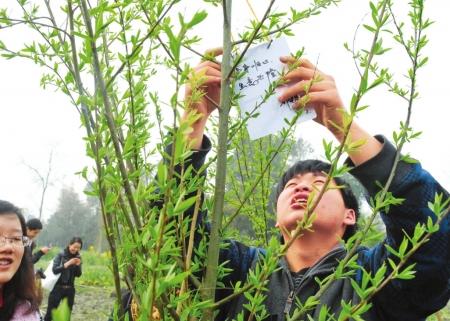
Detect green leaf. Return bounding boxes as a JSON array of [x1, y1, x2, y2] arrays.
[[157, 161, 167, 187], [187, 10, 208, 29], [385, 244, 399, 258], [350, 278, 365, 299], [174, 125, 187, 162], [373, 264, 387, 285], [163, 24, 180, 61], [398, 237, 409, 257], [318, 305, 329, 321], [396, 264, 417, 280], [387, 258, 397, 271], [73, 31, 90, 40], [369, 1, 378, 26], [173, 195, 198, 214], [363, 24, 376, 33], [52, 298, 71, 321], [350, 92, 358, 109], [359, 72, 368, 93], [367, 76, 384, 90], [418, 57, 429, 68], [400, 154, 418, 164]]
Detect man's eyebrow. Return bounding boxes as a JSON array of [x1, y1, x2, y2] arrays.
[[312, 172, 328, 178]]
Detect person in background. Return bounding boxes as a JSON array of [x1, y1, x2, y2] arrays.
[[44, 237, 82, 321], [0, 200, 40, 321], [26, 218, 51, 264]]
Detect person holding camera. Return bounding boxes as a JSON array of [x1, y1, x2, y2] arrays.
[[43, 237, 82, 321], [25, 218, 52, 280], [25, 218, 51, 265]]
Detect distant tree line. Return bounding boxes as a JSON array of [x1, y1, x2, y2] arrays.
[[35, 186, 107, 251]]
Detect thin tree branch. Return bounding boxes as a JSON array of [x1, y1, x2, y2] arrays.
[[226, 0, 276, 81], [200, 1, 233, 320], [79, 0, 142, 231], [106, 0, 178, 89]]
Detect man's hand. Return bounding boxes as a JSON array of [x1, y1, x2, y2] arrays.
[[183, 48, 222, 149], [278, 56, 346, 139], [40, 246, 51, 254], [278, 56, 382, 165]]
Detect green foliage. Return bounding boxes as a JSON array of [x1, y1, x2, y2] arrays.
[[52, 298, 71, 321], [78, 249, 114, 287], [0, 1, 447, 321]]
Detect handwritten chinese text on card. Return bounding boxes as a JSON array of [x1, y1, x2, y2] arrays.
[[234, 38, 316, 140]]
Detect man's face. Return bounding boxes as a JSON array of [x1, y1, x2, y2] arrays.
[[276, 172, 355, 238], [26, 228, 41, 240]]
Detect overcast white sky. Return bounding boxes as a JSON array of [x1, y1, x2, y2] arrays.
[[0, 0, 449, 220]]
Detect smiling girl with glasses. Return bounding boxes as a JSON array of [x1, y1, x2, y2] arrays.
[[0, 200, 40, 321]]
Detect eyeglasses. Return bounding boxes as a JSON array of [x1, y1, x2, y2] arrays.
[[0, 235, 32, 248]]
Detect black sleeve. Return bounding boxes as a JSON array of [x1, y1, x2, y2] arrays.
[[108, 291, 134, 321], [350, 136, 450, 319], [32, 249, 45, 264], [52, 252, 65, 275], [73, 262, 82, 277]]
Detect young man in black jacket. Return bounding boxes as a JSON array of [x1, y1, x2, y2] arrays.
[[26, 218, 51, 264], [177, 53, 450, 321]]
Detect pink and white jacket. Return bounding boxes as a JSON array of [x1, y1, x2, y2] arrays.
[[10, 301, 40, 321]]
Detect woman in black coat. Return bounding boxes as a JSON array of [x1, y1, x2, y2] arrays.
[[44, 237, 82, 321]]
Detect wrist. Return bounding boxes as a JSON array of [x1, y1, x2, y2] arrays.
[[182, 110, 208, 126], [346, 122, 382, 166]]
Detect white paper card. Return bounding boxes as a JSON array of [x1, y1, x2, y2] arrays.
[[234, 38, 316, 140]]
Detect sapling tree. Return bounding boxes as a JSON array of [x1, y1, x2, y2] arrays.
[[22, 150, 54, 220], [0, 0, 448, 320]]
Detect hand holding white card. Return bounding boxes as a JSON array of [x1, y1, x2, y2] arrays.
[[234, 38, 316, 140]]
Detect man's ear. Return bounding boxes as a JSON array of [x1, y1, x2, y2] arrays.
[[343, 208, 356, 226]]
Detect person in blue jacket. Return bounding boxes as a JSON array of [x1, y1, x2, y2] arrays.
[[176, 52, 450, 321]]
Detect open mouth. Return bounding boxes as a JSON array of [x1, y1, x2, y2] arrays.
[[0, 258, 13, 266], [291, 194, 308, 209]]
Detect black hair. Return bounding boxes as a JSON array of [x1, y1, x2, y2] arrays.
[[274, 159, 359, 241], [0, 200, 40, 321], [68, 237, 83, 249], [26, 217, 43, 230]]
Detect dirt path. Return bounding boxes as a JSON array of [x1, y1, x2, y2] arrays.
[[41, 285, 115, 321]]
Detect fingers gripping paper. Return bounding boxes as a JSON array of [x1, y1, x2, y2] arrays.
[[234, 38, 316, 140]]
